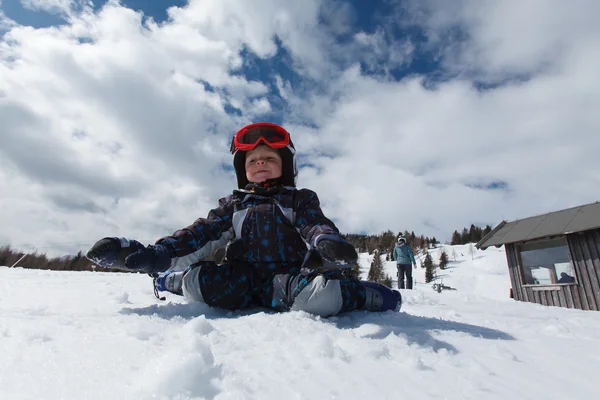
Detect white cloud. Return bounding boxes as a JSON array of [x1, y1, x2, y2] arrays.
[[0, 0, 334, 255], [319, 0, 356, 36], [398, 0, 600, 80], [19, 0, 80, 16], [282, 1, 600, 237], [292, 68, 600, 235], [353, 29, 415, 73], [0, 0, 599, 255]]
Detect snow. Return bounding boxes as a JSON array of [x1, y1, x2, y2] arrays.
[[2, 245, 600, 400]]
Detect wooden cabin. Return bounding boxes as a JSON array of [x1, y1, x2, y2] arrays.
[[476, 201, 600, 311]]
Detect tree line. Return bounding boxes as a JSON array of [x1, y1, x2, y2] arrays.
[[362, 243, 453, 287], [344, 230, 438, 257], [1, 224, 492, 275], [343, 230, 438, 288], [450, 224, 493, 245], [0, 245, 123, 273]]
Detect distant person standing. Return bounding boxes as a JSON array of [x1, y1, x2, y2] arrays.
[[393, 235, 417, 289], [557, 272, 575, 283]]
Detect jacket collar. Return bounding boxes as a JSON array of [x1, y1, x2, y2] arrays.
[[233, 181, 294, 201]]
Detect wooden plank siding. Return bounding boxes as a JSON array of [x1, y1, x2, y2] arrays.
[[572, 285, 582, 310], [503, 228, 600, 311], [551, 290, 560, 307], [557, 289, 567, 307], [564, 285, 575, 309], [505, 244, 529, 302], [567, 231, 600, 311], [581, 231, 600, 305], [570, 235, 593, 310], [504, 244, 523, 301]]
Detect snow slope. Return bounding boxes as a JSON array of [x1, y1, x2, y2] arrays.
[[1, 245, 599, 400]]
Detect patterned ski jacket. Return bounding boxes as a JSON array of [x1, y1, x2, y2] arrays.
[[155, 186, 340, 273], [393, 243, 416, 265]]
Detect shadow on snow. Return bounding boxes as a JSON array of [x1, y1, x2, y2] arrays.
[[329, 311, 515, 354], [120, 301, 273, 320], [121, 302, 514, 355]]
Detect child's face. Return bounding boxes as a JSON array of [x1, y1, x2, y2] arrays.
[[245, 145, 283, 183]]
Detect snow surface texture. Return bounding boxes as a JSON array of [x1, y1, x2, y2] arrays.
[[1, 245, 599, 399]]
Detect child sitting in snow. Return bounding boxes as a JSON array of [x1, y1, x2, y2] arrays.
[[86, 122, 401, 316]]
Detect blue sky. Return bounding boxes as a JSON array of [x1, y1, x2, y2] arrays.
[[1, 0, 599, 255], [2, 0, 186, 25], [2, 0, 67, 28]]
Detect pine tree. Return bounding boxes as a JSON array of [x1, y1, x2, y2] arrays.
[[380, 230, 396, 253], [424, 252, 434, 283], [382, 275, 393, 288], [439, 250, 449, 270], [483, 224, 492, 237], [366, 240, 375, 255], [367, 250, 393, 286], [451, 230, 461, 245], [367, 250, 384, 282], [461, 228, 470, 244], [469, 224, 483, 243]]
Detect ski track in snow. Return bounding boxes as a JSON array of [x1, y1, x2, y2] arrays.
[[1, 244, 600, 399]]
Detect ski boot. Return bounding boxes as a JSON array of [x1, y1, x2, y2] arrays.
[[360, 281, 402, 312], [151, 269, 187, 300]]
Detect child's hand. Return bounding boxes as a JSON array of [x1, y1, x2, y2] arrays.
[[86, 237, 145, 270], [312, 234, 358, 269], [124, 243, 171, 273], [87, 237, 171, 273]]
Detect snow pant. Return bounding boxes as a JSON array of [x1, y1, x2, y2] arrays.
[[397, 263, 413, 289], [180, 261, 366, 317]]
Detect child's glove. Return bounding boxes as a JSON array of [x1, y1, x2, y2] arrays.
[[303, 234, 358, 269], [125, 243, 171, 273], [86, 237, 144, 270], [86, 237, 171, 274]]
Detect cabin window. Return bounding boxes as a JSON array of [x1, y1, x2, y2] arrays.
[[519, 237, 576, 285]]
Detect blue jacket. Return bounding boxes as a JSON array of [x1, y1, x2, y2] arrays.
[[393, 243, 416, 265], [155, 186, 342, 273]]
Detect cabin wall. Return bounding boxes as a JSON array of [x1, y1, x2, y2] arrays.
[[504, 229, 600, 311], [567, 229, 600, 310]]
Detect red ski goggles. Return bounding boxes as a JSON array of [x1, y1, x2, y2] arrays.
[[230, 122, 291, 153]]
